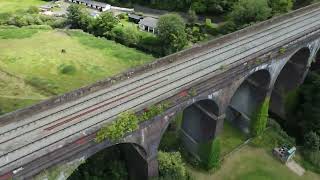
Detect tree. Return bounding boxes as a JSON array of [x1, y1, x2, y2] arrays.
[[304, 131, 320, 151], [229, 0, 272, 27], [268, 0, 293, 15], [157, 14, 188, 55], [66, 4, 92, 30], [92, 11, 119, 37]]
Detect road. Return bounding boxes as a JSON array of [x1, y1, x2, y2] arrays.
[[1, 5, 320, 176]]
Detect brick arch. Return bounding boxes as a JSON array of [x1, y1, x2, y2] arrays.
[[224, 69, 272, 134], [67, 142, 149, 180], [270, 47, 311, 118], [157, 98, 221, 163]]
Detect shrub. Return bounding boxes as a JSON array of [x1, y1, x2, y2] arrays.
[[95, 103, 170, 142], [268, 0, 293, 15], [218, 20, 237, 34], [158, 151, 188, 180], [186, 26, 207, 43], [139, 103, 171, 122], [27, 6, 40, 14], [95, 111, 139, 142], [111, 25, 139, 46], [204, 18, 219, 35], [0, 13, 12, 25], [58, 64, 76, 75], [7, 15, 28, 27], [48, 18, 67, 28]]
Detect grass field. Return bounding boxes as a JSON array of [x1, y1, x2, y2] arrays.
[[220, 121, 248, 156], [188, 126, 320, 180], [0, 27, 153, 114], [188, 146, 320, 180], [0, 0, 46, 13]]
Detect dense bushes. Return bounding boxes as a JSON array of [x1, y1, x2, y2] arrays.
[[0, 6, 66, 28], [95, 103, 170, 142], [157, 151, 190, 180], [268, 0, 293, 15], [229, 0, 272, 28], [95, 111, 139, 142]]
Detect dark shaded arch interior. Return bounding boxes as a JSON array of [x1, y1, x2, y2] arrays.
[[226, 70, 271, 134], [270, 47, 311, 117]]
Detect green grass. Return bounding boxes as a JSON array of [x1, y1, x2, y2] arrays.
[[188, 125, 320, 180], [0, 27, 40, 39], [0, 0, 46, 13], [0, 27, 153, 114], [188, 146, 320, 180], [220, 121, 248, 156]]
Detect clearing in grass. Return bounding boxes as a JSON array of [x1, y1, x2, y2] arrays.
[[0, 27, 153, 114]]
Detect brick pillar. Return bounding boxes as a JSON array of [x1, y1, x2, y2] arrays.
[[214, 114, 226, 137], [147, 154, 159, 179]]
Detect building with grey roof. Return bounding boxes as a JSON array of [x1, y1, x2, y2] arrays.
[[66, 0, 111, 12], [128, 13, 143, 24], [138, 17, 158, 34]]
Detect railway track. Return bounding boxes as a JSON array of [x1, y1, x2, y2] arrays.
[[1, 5, 320, 174], [1, 7, 319, 139]]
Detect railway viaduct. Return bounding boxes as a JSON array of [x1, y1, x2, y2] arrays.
[[1, 3, 320, 180]]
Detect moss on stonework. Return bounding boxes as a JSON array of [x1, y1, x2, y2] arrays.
[[173, 111, 183, 131], [251, 97, 270, 136], [198, 138, 221, 170]]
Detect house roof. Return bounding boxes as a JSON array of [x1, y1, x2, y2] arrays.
[[77, 0, 108, 7], [128, 13, 143, 20], [139, 17, 158, 28]]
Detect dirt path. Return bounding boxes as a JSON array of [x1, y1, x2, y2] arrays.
[[286, 160, 306, 176]]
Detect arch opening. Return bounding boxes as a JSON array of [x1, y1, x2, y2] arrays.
[[270, 47, 311, 118], [158, 99, 220, 167], [310, 49, 320, 71], [68, 143, 147, 180], [181, 100, 220, 144], [226, 70, 271, 134]]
